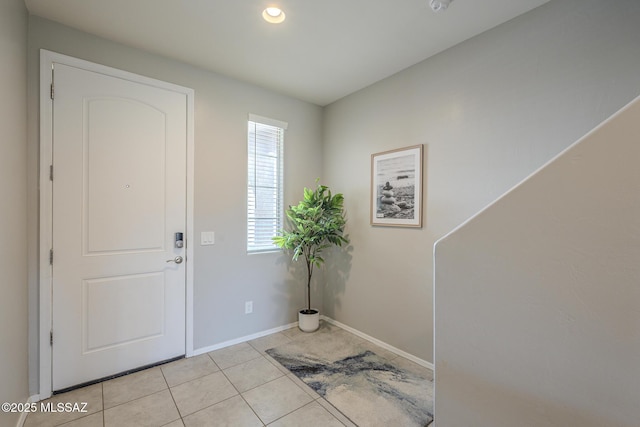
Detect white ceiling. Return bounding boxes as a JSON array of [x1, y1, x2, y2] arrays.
[[24, 0, 549, 106]]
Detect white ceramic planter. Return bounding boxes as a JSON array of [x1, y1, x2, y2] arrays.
[[298, 309, 320, 332]]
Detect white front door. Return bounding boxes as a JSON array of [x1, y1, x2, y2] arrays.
[[51, 62, 187, 391]]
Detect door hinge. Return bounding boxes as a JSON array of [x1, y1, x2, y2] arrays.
[[50, 331, 53, 346], [49, 249, 53, 265], [50, 83, 54, 100], [49, 165, 53, 181]]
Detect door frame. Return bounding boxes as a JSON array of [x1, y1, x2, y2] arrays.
[[38, 50, 195, 399]]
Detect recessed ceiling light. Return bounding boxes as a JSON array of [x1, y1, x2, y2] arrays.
[[262, 7, 286, 24]]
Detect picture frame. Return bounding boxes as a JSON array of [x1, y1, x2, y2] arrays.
[[370, 144, 423, 227]]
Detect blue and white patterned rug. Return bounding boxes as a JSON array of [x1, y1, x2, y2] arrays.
[[266, 329, 434, 427]]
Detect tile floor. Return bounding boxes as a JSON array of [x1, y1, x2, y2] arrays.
[[24, 322, 433, 427]]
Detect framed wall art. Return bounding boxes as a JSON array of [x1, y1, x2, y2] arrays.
[[370, 144, 423, 227]]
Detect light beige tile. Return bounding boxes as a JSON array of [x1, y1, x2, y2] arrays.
[[24, 383, 103, 427], [26, 327, 432, 427], [161, 420, 184, 427], [208, 342, 261, 370], [289, 328, 365, 362], [170, 371, 238, 417], [310, 320, 340, 334], [311, 328, 364, 347], [161, 354, 219, 387], [280, 326, 306, 340], [286, 373, 321, 400], [263, 353, 292, 375], [224, 356, 284, 392], [58, 412, 104, 427], [242, 376, 313, 424], [268, 401, 344, 427], [103, 367, 167, 409], [104, 390, 179, 427], [182, 395, 262, 427], [316, 399, 357, 427], [248, 332, 291, 353]]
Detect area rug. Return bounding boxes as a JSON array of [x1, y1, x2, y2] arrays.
[[266, 328, 434, 427]]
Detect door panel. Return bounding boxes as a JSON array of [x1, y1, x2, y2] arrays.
[[83, 273, 166, 352], [52, 63, 187, 391], [84, 97, 166, 254]]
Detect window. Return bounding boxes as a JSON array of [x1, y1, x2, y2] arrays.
[[247, 114, 287, 253]]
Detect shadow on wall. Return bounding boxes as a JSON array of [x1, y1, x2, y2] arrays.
[[272, 252, 308, 320], [323, 241, 354, 317]]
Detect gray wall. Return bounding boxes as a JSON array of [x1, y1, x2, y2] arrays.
[[27, 17, 324, 394], [322, 0, 640, 363], [22, 0, 640, 406], [0, 0, 29, 424], [434, 93, 640, 427]]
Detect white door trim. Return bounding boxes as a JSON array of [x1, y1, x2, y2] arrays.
[[38, 49, 195, 399]]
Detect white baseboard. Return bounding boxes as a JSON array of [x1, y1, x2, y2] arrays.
[[191, 317, 433, 371], [192, 321, 298, 356], [15, 395, 40, 427], [322, 316, 434, 370]]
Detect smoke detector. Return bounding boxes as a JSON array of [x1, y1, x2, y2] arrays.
[[430, 0, 453, 12]]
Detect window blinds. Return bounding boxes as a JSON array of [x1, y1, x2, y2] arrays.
[[247, 116, 286, 252]]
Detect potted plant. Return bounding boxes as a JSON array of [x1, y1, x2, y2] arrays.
[[273, 181, 349, 332]]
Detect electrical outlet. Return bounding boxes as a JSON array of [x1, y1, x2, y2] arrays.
[[245, 301, 253, 314]]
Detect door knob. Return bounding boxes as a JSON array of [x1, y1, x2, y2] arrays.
[[166, 256, 183, 264]]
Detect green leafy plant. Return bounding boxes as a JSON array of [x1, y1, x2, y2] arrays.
[[273, 181, 349, 313]]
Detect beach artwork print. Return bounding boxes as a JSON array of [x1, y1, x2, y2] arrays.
[[371, 145, 423, 227]]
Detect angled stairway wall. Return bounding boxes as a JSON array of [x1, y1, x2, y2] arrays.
[[433, 95, 640, 427]]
